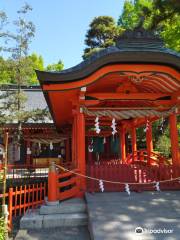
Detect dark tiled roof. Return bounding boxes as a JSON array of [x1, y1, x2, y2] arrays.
[[0, 85, 48, 111], [25, 90, 47, 111], [36, 28, 180, 84]]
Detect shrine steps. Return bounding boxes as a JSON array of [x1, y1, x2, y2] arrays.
[[20, 198, 88, 229]]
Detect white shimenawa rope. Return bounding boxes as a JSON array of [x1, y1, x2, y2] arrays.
[[55, 164, 180, 185]]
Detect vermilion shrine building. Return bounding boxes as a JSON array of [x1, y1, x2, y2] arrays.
[[36, 28, 179, 196], [0, 86, 70, 167]]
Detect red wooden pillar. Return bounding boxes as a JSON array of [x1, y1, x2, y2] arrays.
[[169, 113, 179, 166], [76, 108, 86, 195], [120, 126, 126, 163], [132, 126, 137, 162], [146, 122, 153, 164], [71, 116, 77, 167], [48, 162, 58, 202]]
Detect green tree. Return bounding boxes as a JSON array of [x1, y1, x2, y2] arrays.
[[83, 16, 123, 59], [0, 10, 8, 50], [156, 129, 171, 158], [27, 53, 44, 84], [0, 53, 44, 85], [118, 0, 180, 52], [46, 60, 64, 71], [0, 4, 51, 128]]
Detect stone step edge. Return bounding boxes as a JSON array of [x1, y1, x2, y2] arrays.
[[20, 213, 88, 229], [40, 204, 87, 215]]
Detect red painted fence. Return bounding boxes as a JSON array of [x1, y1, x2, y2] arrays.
[[0, 182, 46, 230], [87, 163, 180, 192]]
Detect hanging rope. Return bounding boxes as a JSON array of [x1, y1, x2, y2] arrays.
[[55, 164, 180, 185]]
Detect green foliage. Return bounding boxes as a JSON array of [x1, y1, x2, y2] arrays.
[[0, 57, 13, 84], [83, 48, 104, 59], [0, 3, 64, 86], [155, 131, 171, 158], [0, 53, 64, 85], [26, 53, 44, 84], [83, 16, 123, 59], [46, 60, 64, 71], [118, 0, 153, 30], [118, 0, 180, 52], [0, 4, 52, 125], [83, 0, 180, 59], [136, 126, 146, 149], [0, 217, 6, 240], [160, 14, 180, 52]]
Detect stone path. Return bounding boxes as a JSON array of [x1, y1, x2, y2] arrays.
[[86, 191, 180, 240], [15, 227, 90, 240]]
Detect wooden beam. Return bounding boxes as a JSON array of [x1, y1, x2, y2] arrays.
[[87, 107, 168, 110], [86, 93, 170, 100], [84, 100, 100, 106]]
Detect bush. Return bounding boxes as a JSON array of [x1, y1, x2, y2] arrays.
[[0, 217, 6, 240], [156, 134, 171, 158]]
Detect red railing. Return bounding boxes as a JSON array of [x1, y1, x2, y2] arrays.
[[48, 163, 80, 202], [126, 150, 169, 165], [57, 170, 80, 201], [0, 182, 46, 230], [87, 163, 180, 192]]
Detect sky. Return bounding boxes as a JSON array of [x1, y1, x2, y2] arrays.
[[1, 0, 125, 69]]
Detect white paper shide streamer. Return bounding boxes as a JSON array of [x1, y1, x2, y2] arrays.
[[160, 117, 164, 133], [95, 117, 101, 134], [49, 142, 53, 150], [99, 180, 104, 192], [27, 147, 31, 155], [38, 142, 41, 151], [155, 182, 160, 191], [125, 183, 131, 195], [88, 139, 94, 152], [144, 119, 150, 132], [111, 118, 117, 135]]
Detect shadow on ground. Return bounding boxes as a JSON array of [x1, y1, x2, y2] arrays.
[[86, 191, 180, 240]]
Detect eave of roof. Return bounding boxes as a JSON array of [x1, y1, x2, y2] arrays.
[[36, 28, 180, 85]]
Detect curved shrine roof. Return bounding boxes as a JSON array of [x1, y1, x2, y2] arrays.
[[35, 28, 180, 128], [36, 28, 180, 85]]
